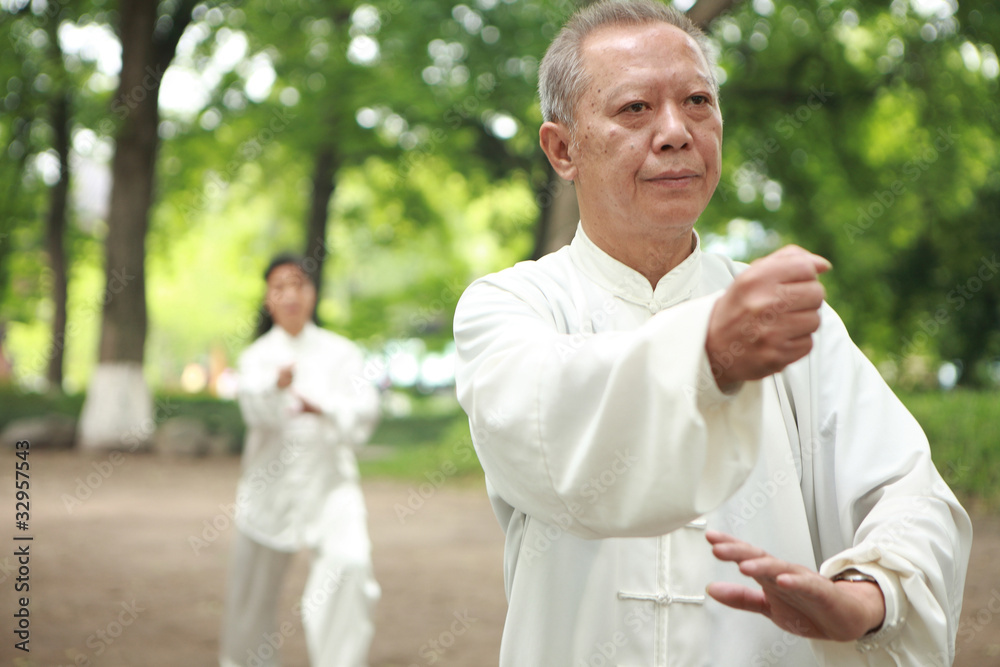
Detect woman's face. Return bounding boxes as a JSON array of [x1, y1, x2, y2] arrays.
[[265, 263, 316, 336]]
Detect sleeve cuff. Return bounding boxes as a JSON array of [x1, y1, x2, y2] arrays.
[[694, 345, 745, 411], [647, 289, 745, 412], [327, 404, 354, 438]]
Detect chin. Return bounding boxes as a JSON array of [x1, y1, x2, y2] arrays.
[[641, 214, 698, 234]]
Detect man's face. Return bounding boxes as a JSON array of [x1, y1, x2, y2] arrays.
[[564, 22, 722, 242], [265, 264, 316, 336]]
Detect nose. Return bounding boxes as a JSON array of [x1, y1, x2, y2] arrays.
[[654, 102, 692, 152]]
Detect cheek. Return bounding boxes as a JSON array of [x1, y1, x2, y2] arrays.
[[696, 132, 722, 171], [705, 122, 724, 164], [592, 130, 642, 171]]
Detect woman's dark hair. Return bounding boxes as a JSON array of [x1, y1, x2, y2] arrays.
[[254, 253, 320, 338]]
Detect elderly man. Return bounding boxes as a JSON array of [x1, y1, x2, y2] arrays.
[[453, 1, 972, 665]]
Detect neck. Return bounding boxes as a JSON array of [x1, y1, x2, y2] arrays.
[[581, 220, 695, 287], [279, 321, 307, 337]]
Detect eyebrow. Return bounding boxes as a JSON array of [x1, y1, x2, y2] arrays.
[[603, 73, 715, 102]]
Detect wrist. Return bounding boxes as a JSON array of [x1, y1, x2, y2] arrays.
[[832, 578, 885, 636], [704, 340, 738, 391]]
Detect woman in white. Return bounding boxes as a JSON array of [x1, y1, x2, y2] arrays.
[[220, 255, 380, 667]]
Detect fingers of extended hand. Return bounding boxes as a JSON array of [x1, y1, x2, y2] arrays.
[[738, 555, 804, 581], [705, 582, 771, 615], [767, 578, 873, 641], [705, 529, 737, 545], [706, 532, 770, 563], [705, 529, 876, 641], [772, 571, 833, 599]]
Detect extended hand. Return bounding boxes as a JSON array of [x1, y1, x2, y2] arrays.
[[705, 531, 885, 642], [706, 245, 831, 390]]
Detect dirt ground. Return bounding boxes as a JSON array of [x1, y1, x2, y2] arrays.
[[2, 450, 999, 667]]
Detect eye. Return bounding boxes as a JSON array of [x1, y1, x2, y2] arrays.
[[689, 94, 711, 106], [622, 101, 649, 113]]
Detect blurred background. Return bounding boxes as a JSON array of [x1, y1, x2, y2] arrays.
[[4, 0, 999, 482], [1, 0, 1000, 664], [0, 0, 998, 492]]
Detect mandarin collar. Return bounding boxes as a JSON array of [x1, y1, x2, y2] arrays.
[[270, 320, 317, 347], [568, 223, 703, 313]]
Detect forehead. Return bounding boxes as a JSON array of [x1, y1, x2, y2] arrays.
[[579, 22, 711, 92], [267, 263, 308, 285]]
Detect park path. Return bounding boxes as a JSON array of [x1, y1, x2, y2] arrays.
[[1, 451, 505, 667], [1, 450, 999, 666]]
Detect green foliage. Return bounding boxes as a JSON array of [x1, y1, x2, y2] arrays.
[[360, 410, 482, 480], [900, 390, 1000, 508], [707, 0, 1000, 383], [0, 388, 245, 442], [156, 392, 247, 443], [370, 408, 464, 448], [0, 388, 85, 430], [3, 0, 998, 392]]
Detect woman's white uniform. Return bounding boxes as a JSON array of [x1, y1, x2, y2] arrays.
[[220, 321, 380, 667]]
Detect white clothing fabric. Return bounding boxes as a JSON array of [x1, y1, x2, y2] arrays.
[[234, 322, 379, 551], [221, 322, 380, 667], [453, 225, 972, 667], [219, 521, 379, 667], [221, 531, 292, 667]]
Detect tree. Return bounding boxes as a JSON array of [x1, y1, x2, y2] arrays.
[[0, 0, 94, 390], [43, 15, 72, 391], [3, 0, 995, 395], [43, 89, 70, 390], [705, 0, 999, 385], [77, 0, 199, 449]]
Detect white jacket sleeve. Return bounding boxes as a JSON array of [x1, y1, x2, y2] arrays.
[[454, 277, 767, 539], [237, 348, 288, 430], [795, 305, 973, 666]]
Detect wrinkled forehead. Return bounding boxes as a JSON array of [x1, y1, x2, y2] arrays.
[[579, 22, 712, 90]]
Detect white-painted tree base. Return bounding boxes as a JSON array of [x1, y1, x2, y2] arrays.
[[77, 362, 154, 451]]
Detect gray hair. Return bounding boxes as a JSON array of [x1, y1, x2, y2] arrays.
[[538, 0, 718, 130]]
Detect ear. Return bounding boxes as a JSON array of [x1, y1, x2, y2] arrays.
[[539, 121, 578, 182]]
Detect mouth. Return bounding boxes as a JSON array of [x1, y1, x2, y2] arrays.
[[646, 170, 701, 189], [648, 169, 700, 182]]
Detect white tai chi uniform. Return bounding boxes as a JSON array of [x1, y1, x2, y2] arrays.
[[453, 225, 972, 667], [220, 322, 380, 667]]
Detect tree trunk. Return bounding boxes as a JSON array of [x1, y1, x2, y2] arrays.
[[303, 143, 339, 309], [530, 0, 743, 256], [687, 0, 742, 28], [44, 92, 70, 391], [78, 0, 196, 450]]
